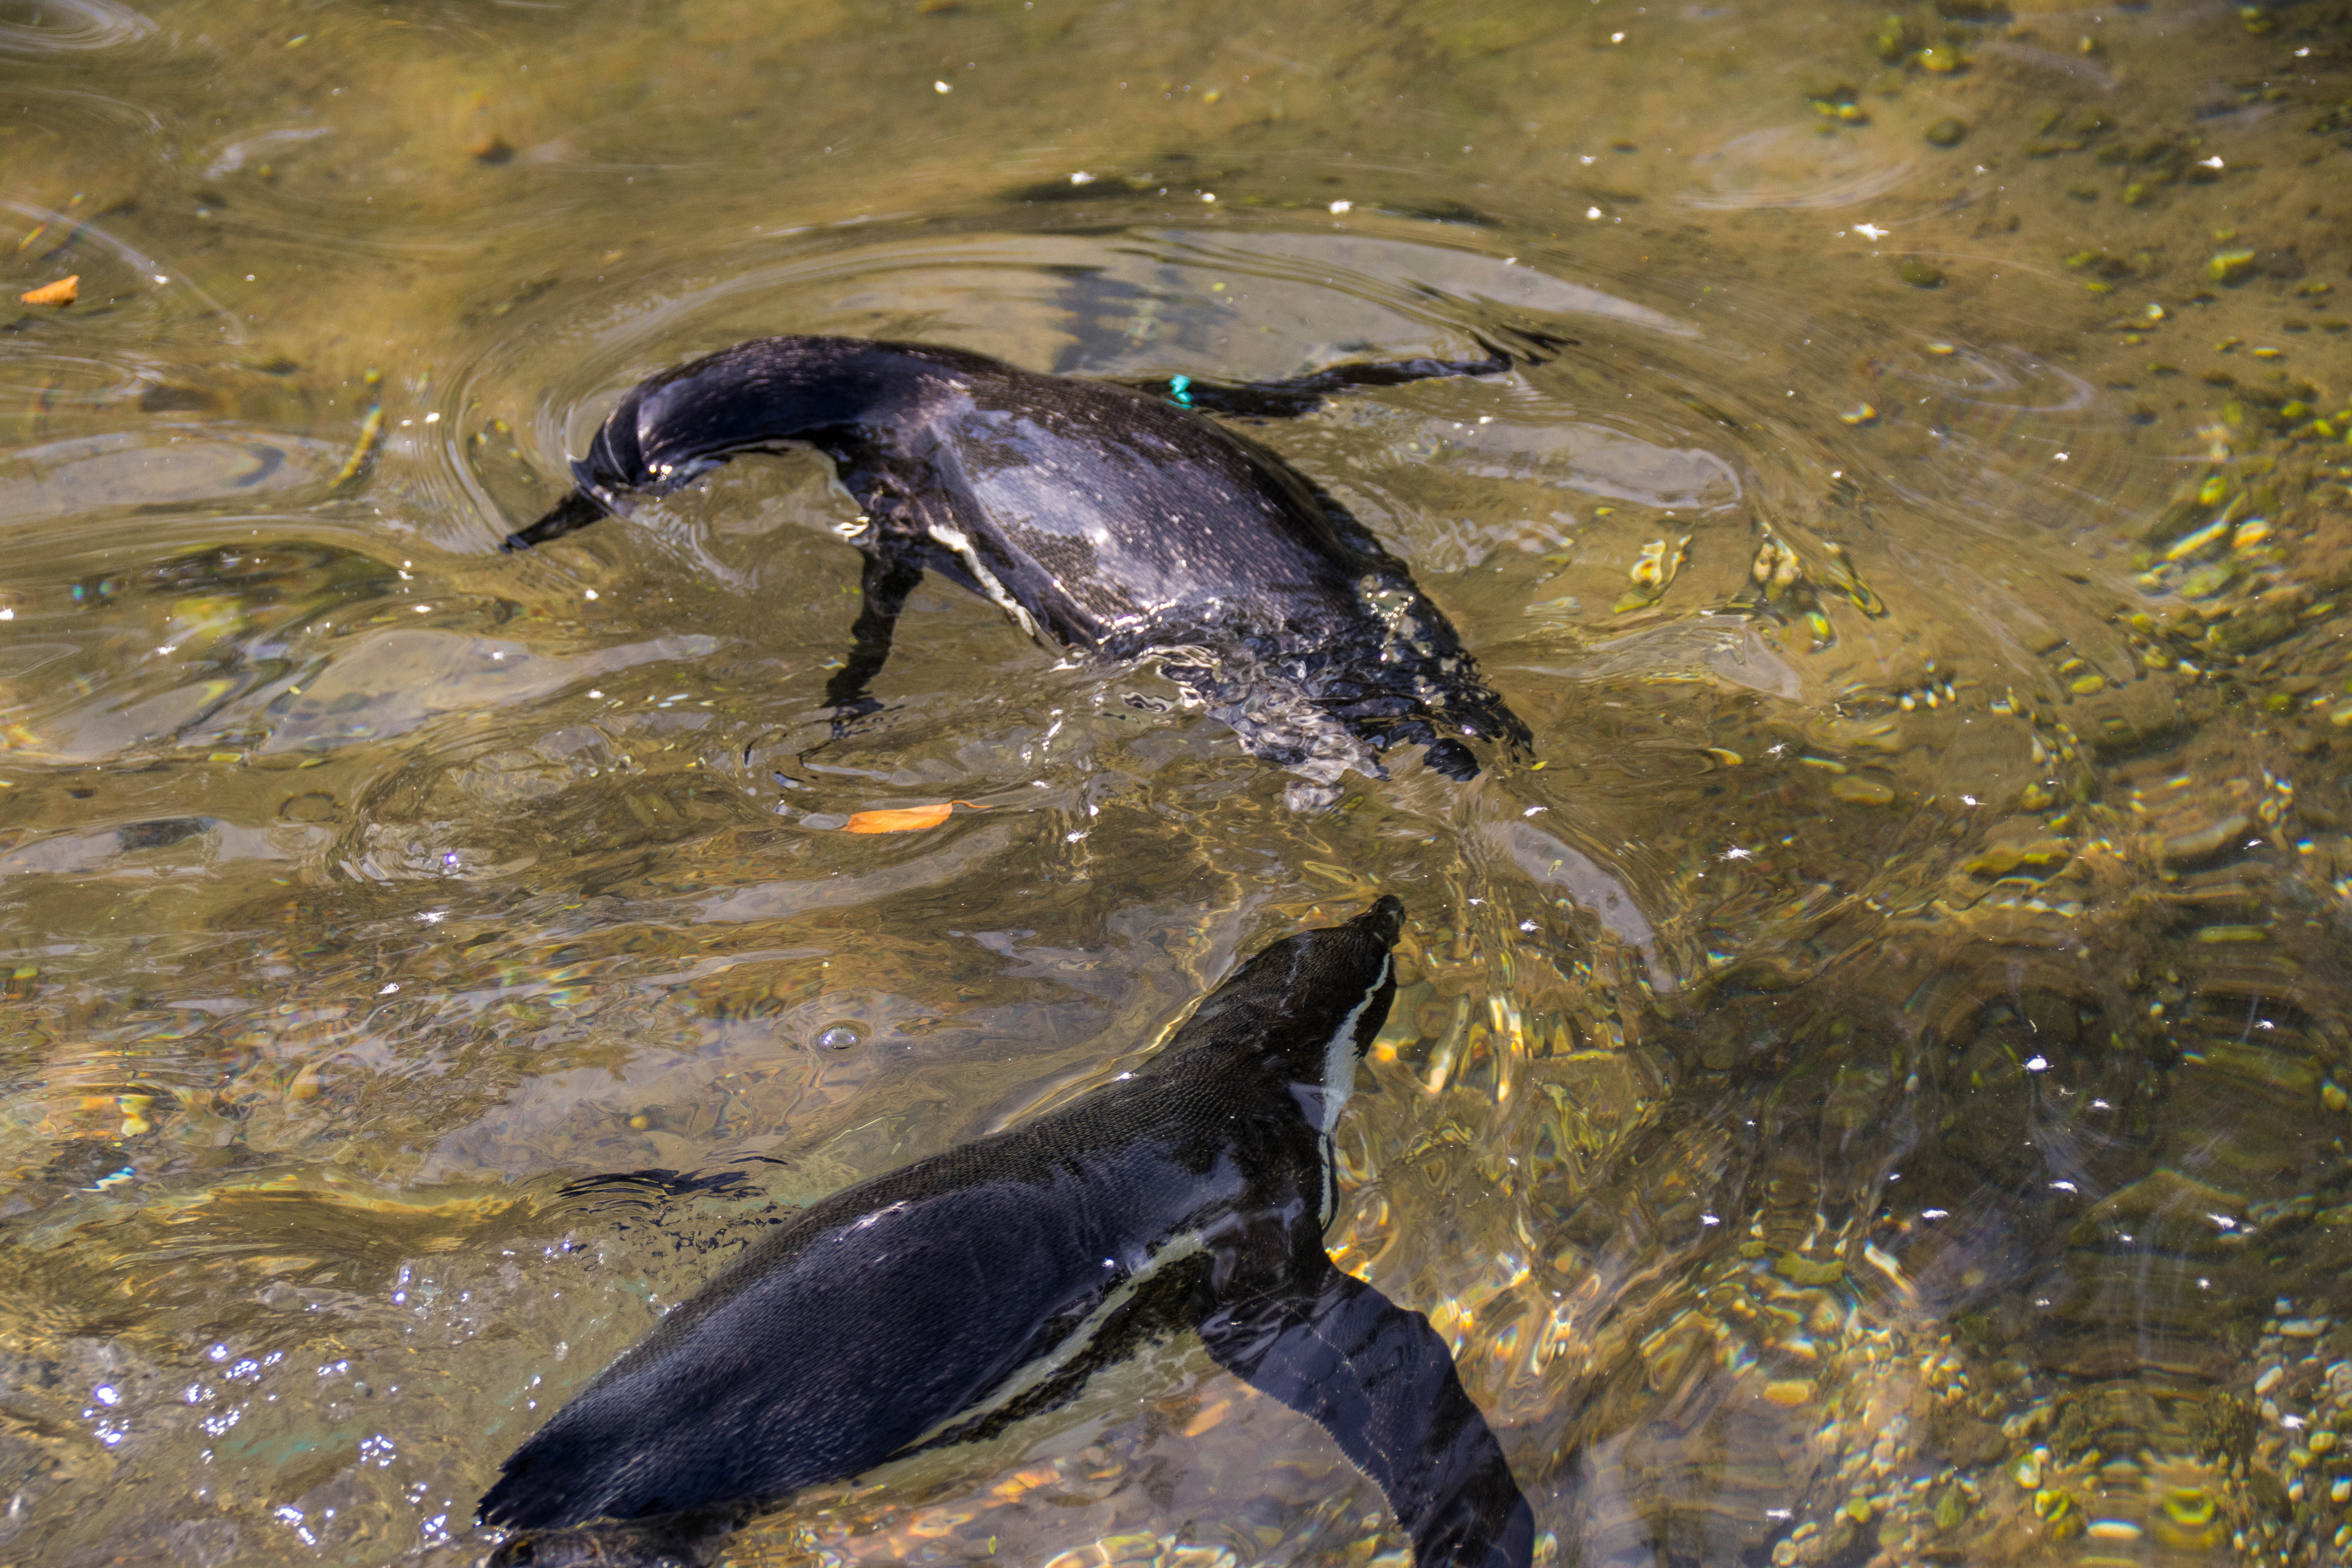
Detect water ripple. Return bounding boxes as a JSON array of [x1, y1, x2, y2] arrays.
[[0, 0, 151, 53]]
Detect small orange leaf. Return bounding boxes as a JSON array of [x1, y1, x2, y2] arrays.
[[19, 275, 78, 307], [842, 800, 986, 834], [1180, 1399, 1232, 1438]]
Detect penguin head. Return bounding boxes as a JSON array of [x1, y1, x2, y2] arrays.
[[1343, 893, 1406, 948], [1174, 896, 1403, 1091]]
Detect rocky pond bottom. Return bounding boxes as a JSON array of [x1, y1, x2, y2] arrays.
[[1, 1, 2350, 1566]]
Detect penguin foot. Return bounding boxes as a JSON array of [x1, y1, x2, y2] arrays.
[[1421, 739, 1479, 781]]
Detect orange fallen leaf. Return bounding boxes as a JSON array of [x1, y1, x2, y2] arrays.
[[842, 800, 986, 834], [1180, 1399, 1232, 1438], [20, 275, 77, 307]]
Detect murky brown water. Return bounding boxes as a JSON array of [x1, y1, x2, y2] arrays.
[[3, 1, 2351, 1565]]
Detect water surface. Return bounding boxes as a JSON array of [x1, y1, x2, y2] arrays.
[[4, 2, 2352, 1566]]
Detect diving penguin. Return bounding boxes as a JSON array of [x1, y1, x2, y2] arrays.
[[478, 896, 1534, 1568], [502, 334, 1539, 783]]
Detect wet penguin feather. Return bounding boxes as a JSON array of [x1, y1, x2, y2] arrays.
[[479, 897, 1532, 1568], [502, 335, 1536, 783]]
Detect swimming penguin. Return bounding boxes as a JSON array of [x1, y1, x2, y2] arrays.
[[503, 335, 1537, 783], [479, 896, 1533, 1568]]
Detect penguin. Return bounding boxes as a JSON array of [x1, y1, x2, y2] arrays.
[[479, 896, 1533, 1568], [502, 335, 1537, 783]]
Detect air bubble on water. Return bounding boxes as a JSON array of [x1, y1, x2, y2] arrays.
[[815, 1022, 864, 1051]]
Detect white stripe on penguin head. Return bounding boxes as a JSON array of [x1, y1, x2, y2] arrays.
[[1317, 953, 1391, 1233], [1319, 953, 1391, 1137]]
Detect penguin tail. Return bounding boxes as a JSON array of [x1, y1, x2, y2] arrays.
[[477, 1460, 567, 1531], [480, 1439, 609, 1533], [502, 489, 611, 553]]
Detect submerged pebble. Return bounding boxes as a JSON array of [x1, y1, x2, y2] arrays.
[[2209, 247, 2260, 284], [1830, 776, 1895, 806]]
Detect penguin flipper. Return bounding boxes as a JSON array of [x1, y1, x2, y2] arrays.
[[1117, 353, 1505, 420], [1197, 1268, 1533, 1568]]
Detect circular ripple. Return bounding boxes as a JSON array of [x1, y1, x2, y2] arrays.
[[1685, 124, 1918, 211], [433, 216, 1727, 552], [0, 0, 152, 52]]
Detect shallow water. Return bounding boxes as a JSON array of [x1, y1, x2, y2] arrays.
[[3, 1, 2351, 1565]]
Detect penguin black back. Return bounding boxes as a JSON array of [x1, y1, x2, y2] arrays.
[[479, 896, 1532, 1568], [505, 335, 1535, 783]]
